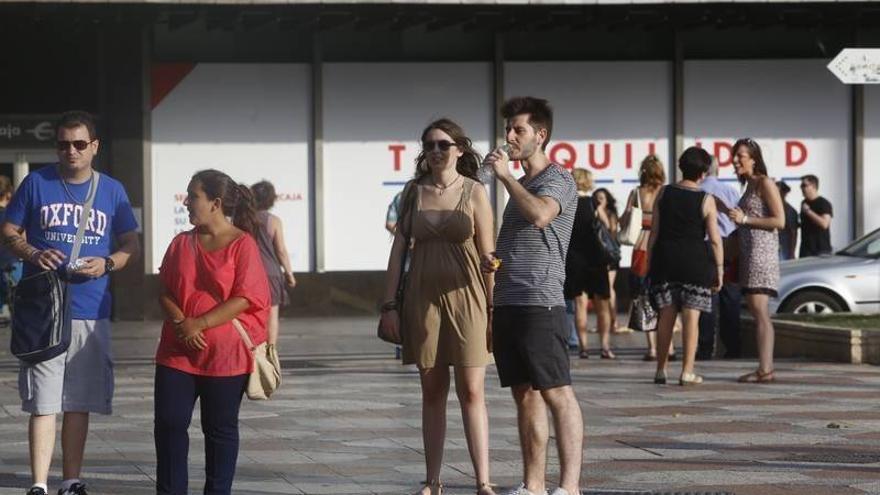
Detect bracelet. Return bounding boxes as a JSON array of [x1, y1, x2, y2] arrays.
[[380, 300, 398, 312], [742, 215, 749, 226], [172, 318, 185, 325]]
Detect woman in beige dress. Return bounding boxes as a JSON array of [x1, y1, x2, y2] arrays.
[[379, 118, 496, 495]]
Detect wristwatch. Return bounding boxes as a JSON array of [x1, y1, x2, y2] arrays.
[[104, 256, 116, 274]]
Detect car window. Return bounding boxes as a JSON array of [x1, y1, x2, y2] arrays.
[[867, 238, 880, 257], [840, 228, 880, 258]]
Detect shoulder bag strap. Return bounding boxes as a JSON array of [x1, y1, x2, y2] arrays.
[[69, 172, 101, 262], [190, 232, 256, 351], [395, 182, 416, 295]]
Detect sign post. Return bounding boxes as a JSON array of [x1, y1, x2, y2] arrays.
[[0, 115, 58, 147], [828, 49, 880, 84]]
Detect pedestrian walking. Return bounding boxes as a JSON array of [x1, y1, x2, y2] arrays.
[[776, 181, 799, 261], [0, 175, 22, 320], [482, 97, 583, 495], [564, 170, 615, 359], [696, 157, 742, 360], [594, 188, 624, 335], [251, 180, 297, 347], [379, 118, 497, 495], [620, 155, 674, 361], [154, 170, 271, 495], [728, 138, 784, 383], [1, 111, 141, 495], [647, 147, 723, 386], [798, 174, 833, 258]]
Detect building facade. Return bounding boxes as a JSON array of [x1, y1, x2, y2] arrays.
[[1, 1, 878, 318]]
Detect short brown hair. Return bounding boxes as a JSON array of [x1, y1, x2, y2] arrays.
[[639, 154, 665, 188], [251, 180, 277, 210], [801, 174, 819, 189], [500, 97, 553, 150], [56, 110, 97, 140]]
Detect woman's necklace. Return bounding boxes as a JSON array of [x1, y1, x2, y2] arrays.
[[432, 173, 462, 195]]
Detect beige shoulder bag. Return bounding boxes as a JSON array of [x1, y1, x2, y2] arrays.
[[192, 232, 281, 400]]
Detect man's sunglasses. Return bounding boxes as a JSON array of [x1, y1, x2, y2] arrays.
[[56, 139, 96, 151], [423, 140, 457, 152]]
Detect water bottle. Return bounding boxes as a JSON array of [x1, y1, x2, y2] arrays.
[[477, 144, 511, 184]]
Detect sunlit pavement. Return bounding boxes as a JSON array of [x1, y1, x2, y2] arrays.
[[1, 317, 878, 495]]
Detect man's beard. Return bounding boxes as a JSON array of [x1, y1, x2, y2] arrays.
[[512, 138, 539, 161]]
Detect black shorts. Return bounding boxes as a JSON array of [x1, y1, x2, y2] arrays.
[[564, 266, 611, 300], [492, 305, 571, 390]]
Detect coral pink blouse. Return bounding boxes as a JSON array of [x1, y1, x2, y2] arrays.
[[155, 230, 270, 377]]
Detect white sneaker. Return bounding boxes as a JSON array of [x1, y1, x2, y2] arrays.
[[549, 489, 574, 495], [504, 483, 547, 495]]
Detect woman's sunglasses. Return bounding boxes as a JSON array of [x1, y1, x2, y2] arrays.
[[56, 139, 96, 151], [422, 140, 457, 152]]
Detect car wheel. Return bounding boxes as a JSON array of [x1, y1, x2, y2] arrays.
[[779, 290, 845, 314]]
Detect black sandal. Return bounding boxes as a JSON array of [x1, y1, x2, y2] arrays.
[[600, 348, 617, 360]]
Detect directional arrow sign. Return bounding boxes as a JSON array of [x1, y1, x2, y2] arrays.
[[828, 48, 880, 84]]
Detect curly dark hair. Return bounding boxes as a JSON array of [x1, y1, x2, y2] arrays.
[[592, 187, 618, 218]]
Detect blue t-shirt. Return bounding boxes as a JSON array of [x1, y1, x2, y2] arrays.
[[5, 165, 139, 319]]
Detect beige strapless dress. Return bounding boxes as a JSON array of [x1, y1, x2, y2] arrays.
[[401, 178, 492, 368]]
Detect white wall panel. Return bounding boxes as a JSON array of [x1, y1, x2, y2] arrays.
[[322, 63, 492, 271], [150, 63, 312, 273]]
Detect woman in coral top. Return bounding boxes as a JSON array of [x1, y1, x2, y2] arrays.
[[154, 169, 270, 495]]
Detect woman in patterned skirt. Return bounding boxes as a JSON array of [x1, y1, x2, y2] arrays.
[[647, 147, 723, 386], [728, 138, 785, 383]]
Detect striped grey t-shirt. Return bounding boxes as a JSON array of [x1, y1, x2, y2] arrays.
[[494, 163, 578, 307]]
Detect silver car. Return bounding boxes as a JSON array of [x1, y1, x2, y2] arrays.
[[771, 228, 880, 314]]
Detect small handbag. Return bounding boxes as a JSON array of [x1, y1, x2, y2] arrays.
[[192, 233, 280, 400], [628, 283, 658, 332], [231, 318, 281, 401], [10, 171, 100, 364], [377, 183, 416, 345], [618, 188, 643, 246]]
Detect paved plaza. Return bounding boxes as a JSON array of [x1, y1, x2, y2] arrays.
[[0, 317, 879, 495]]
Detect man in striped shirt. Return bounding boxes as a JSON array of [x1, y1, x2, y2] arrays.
[[482, 97, 582, 495]]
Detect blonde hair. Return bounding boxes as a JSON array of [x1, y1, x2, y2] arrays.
[[572, 168, 593, 193], [639, 154, 665, 188]]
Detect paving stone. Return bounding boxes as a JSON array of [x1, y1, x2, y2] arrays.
[[0, 317, 879, 494]]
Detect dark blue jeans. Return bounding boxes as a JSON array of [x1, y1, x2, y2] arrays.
[[698, 283, 742, 358], [154, 365, 247, 495]]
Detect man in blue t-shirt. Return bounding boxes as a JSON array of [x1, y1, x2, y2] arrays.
[[1, 111, 140, 495], [482, 97, 582, 495]]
